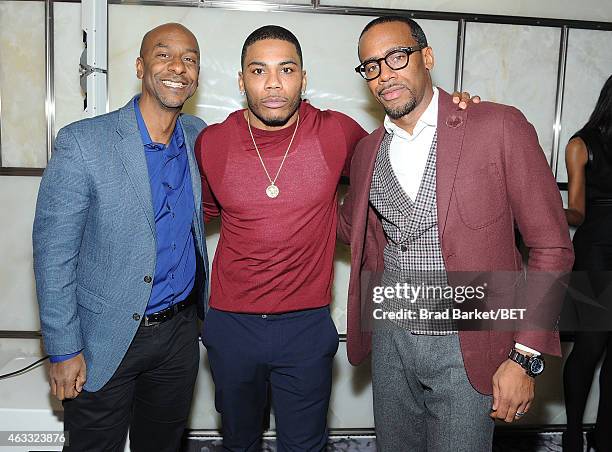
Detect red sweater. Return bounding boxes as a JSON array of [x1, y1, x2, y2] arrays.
[[195, 101, 367, 313]]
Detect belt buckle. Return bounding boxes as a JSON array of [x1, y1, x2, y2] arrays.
[[143, 315, 160, 327]]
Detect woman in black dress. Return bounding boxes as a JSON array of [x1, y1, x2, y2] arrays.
[[563, 74, 612, 452]]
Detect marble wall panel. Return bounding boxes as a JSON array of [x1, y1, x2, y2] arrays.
[[54, 1, 86, 134], [462, 22, 560, 163], [0, 1, 47, 168], [556, 29, 612, 182], [108, 6, 457, 132], [318, 0, 612, 22], [0, 176, 42, 331]]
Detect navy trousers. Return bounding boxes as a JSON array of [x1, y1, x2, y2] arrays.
[[202, 306, 339, 452]]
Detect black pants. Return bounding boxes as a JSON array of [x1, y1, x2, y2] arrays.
[[563, 331, 612, 451], [62, 304, 200, 452]]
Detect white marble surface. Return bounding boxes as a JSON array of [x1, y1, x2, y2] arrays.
[[0, 1, 47, 168], [108, 6, 457, 132], [54, 2, 86, 135], [318, 0, 612, 22], [0, 176, 41, 331], [556, 29, 612, 182], [462, 22, 560, 163]]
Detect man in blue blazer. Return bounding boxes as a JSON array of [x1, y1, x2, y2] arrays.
[[33, 23, 208, 451]]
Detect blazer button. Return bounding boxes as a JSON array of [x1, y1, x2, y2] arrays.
[[400, 245, 408, 252], [133, 313, 141, 321], [144, 275, 152, 283]]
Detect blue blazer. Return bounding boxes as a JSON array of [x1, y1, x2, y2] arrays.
[[33, 98, 209, 391]]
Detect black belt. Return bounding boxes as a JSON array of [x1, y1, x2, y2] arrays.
[[142, 292, 196, 327]]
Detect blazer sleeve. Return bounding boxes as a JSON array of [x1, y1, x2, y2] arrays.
[[501, 106, 574, 354], [338, 186, 353, 245], [33, 126, 89, 356], [194, 131, 221, 222], [338, 140, 363, 245]]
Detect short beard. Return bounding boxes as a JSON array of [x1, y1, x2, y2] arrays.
[[384, 97, 417, 120], [246, 94, 301, 128]]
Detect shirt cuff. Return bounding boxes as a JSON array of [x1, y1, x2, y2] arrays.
[[49, 351, 82, 363], [514, 343, 541, 357]]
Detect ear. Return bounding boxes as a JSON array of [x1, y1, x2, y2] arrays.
[[301, 70, 307, 94], [422, 46, 435, 71], [136, 57, 144, 80], [238, 71, 245, 93]]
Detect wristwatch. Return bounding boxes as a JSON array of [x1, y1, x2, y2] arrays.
[[508, 349, 545, 377]]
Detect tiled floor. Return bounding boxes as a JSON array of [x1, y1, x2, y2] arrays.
[[182, 431, 592, 451]]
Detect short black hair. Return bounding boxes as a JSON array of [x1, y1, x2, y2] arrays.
[[241, 25, 303, 69], [359, 16, 428, 50]]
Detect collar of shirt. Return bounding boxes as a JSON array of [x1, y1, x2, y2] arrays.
[[133, 95, 185, 152], [383, 86, 439, 142]]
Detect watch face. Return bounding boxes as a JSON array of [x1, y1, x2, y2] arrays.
[[529, 358, 545, 375]]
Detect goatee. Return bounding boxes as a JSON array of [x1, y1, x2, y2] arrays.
[[384, 97, 417, 120], [246, 94, 301, 128]]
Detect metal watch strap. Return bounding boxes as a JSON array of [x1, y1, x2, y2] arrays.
[[509, 349, 530, 369]]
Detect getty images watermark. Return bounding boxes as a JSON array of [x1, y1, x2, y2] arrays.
[[371, 282, 527, 321]]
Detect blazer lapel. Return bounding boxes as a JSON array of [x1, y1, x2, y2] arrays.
[[406, 133, 437, 238], [359, 127, 386, 212], [436, 89, 467, 239], [115, 98, 156, 235], [180, 116, 204, 244], [377, 133, 415, 221], [350, 126, 385, 268]]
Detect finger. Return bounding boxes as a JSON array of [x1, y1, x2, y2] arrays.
[[452, 95, 460, 104], [473, 95, 481, 103], [461, 91, 471, 100], [75, 374, 86, 393], [504, 406, 518, 423], [505, 400, 521, 423], [64, 387, 77, 400], [491, 379, 500, 411], [50, 378, 57, 397], [459, 101, 467, 110], [495, 394, 511, 422], [65, 377, 79, 399], [514, 401, 529, 421], [57, 383, 65, 401]]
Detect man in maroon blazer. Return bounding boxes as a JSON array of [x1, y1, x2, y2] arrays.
[[338, 16, 574, 450]]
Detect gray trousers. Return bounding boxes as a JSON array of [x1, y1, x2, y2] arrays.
[[372, 326, 494, 452]]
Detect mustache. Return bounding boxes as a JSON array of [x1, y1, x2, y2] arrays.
[[377, 83, 408, 96]]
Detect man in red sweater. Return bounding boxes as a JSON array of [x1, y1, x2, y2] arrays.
[[195, 25, 474, 451], [196, 25, 366, 451]]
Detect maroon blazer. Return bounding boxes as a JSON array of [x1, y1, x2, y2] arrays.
[[338, 89, 574, 394]]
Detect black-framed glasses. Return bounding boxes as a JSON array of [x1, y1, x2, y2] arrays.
[[355, 46, 424, 81]]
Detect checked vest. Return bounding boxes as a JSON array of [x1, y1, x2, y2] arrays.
[[369, 131, 457, 334]]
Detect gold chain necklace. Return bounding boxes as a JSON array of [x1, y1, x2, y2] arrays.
[[246, 112, 300, 199]]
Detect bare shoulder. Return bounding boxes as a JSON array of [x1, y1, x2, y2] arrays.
[[565, 136, 588, 165]]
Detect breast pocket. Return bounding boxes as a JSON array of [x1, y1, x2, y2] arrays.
[[454, 163, 507, 230]]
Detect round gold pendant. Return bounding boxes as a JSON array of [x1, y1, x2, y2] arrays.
[[266, 184, 280, 198]]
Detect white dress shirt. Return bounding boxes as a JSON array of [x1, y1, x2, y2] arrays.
[[383, 87, 540, 357], [384, 87, 439, 202]]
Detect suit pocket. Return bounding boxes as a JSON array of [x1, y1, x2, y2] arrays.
[[76, 284, 105, 313], [455, 163, 507, 230]]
